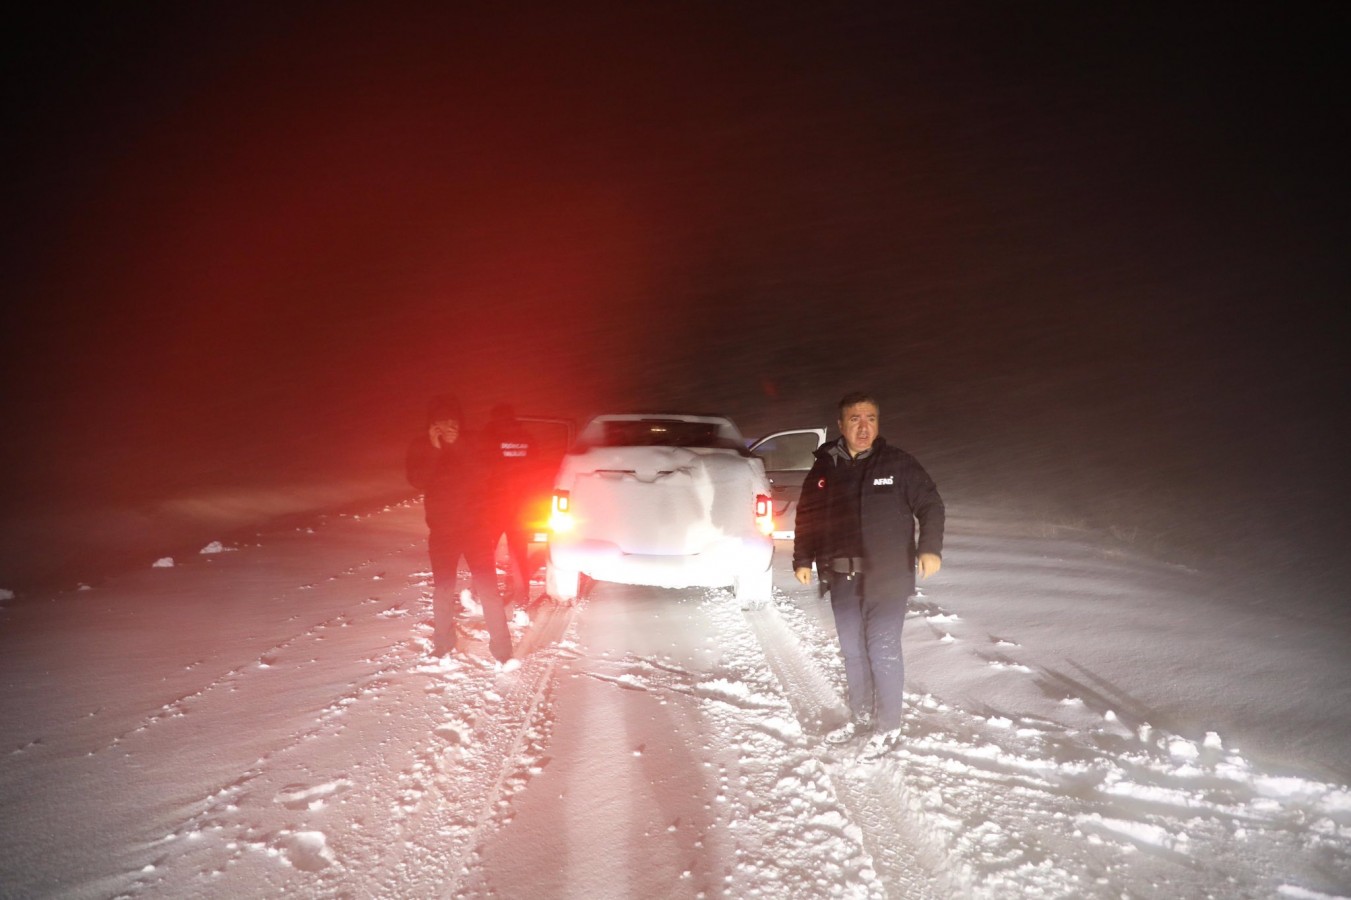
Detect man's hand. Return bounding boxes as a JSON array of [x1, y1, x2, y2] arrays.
[[917, 552, 942, 580], [794, 566, 813, 585], [429, 420, 460, 449]]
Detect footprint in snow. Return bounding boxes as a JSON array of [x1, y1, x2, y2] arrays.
[[274, 779, 353, 811], [693, 678, 781, 711], [984, 657, 1033, 673], [433, 721, 473, 745]]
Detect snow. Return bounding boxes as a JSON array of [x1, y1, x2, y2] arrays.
[[2, 494, 1348, 898]]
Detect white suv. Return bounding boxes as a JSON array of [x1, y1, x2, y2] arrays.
[[544, 413, 824, 605]]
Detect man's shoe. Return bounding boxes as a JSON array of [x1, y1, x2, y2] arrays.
[[860, 727, 903, 759], [431, 638, 457, 658], [824, 714, 874, 745]]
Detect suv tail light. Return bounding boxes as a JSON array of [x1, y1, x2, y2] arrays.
[[755, 493, 774, 535], [549, 490, 574, 533]]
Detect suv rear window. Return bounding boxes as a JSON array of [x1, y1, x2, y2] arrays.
[[592, 420, 740, 449]]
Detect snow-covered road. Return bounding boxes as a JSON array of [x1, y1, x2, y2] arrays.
[[1, 500, 1347, 898]]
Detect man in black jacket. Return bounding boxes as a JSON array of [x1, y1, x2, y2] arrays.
[[406, 394, 513, 663], [793, 391, 945, 754], [479, 404, 545, 608]]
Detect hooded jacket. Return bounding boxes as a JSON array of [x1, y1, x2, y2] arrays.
[[406, 433, 489, 533], [792, 436, 945, 599]]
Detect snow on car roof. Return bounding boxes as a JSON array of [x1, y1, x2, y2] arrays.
[[576, 413, 746, 450]]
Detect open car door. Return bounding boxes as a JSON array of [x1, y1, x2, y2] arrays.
[[748, 428, 828, 539], [516, 416, 575, 543]]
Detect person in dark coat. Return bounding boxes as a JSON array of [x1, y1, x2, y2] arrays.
[[479, 403, 545, 608], [792, 391, 945, 754], [406, 394, 513, 662]]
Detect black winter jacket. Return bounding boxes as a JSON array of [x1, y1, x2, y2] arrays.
[[792, 437, 945, 599], [405, 434, 488, 533]]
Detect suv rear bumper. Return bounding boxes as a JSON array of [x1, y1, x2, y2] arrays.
[[549, 536, 772, 589]]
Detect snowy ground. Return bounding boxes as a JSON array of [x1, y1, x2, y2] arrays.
[[2, 498, 1347, 899]]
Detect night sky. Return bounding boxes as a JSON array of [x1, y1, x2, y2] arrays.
[[3, 4, 1347, 596]]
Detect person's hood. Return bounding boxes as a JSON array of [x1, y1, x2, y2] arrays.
[[426, 394, 464, 426]]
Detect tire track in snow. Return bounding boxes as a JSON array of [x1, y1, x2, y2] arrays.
[[707, 592, 960, 899], [741, 601, 851, 736], [140, 593, 577, 897], [446, 603, 577, 892], [830, 762, 955, 900], [373, 600, 580, 899]]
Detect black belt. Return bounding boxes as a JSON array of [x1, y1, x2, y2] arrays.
[[830, 557, 866, 575]]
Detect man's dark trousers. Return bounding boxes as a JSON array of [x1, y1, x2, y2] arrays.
[[428, 528, 512, 662], [828, 572, 908, 730]]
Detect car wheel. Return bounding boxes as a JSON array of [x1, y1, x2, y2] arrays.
[[734, 567, 773, 610], [546, 562, 581, 603]]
